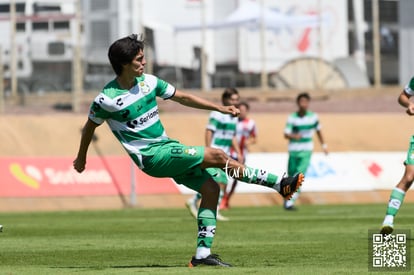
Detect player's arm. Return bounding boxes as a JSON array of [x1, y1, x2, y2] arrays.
[[205, 129, 213, 147], [398, 90, 414, 115], [316, 129, 328, 155], [231, 136, 244, 163], [284, 132, 301, 141], [73, 119, 100, 173], [284, 118, 301, 140], [248, 125, 257, 145], [248, 136, 257, 145], [171, 90, 240, 116]]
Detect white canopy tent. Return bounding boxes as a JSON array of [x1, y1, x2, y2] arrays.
[[173, 1, 331, 91], [174, 1, 330, 33]]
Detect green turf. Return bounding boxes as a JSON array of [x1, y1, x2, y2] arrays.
[[0, 204, 412, 274]]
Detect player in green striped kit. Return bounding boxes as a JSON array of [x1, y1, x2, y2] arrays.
[[73, 34, 304, 267], [186, 88, 242, 221], [380, 77, 414, 234], [283, 92, 328, 210]]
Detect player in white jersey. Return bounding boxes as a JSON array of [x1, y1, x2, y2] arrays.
[[73, 34, 304, 267], [220, 101, 257, 210], [283, 92, 328, 210], [380, 77, 414, 234], [186, 88, 241, 221]]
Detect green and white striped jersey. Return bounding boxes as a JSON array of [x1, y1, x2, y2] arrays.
[[206, 111, 237, 155], [284, 111, 321, 152], [88, 74, 175, 168], [404, 77, 414, 95]]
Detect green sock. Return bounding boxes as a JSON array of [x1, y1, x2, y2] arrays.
[[196, 208, 216, 259], [386, 188, 406, 216], [240, 166, 279, 188]]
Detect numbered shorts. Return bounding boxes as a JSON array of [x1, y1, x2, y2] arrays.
[[404, 135, 414, 165], [141, 140, 212, 192], [287, 151, 312, 177]]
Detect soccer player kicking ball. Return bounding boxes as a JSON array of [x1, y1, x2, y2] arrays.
[[73, 34, 304, 267], [186, 88, 242, 221], [380, 78, 414, 234]]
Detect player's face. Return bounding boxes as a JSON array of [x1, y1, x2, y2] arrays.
[[126, 50, 146, 76], [224, 94, 240, 106], [239, 105, 248, 119], [297, 97, 310, 111]]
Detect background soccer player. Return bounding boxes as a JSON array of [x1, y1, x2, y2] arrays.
[[186, 88, 242, 221], [220, 101, 257, 210], [73, 34, 304, 267], [380, 78, 414, 234], [283, 92, 328, 210]]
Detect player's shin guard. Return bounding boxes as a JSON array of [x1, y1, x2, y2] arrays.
[[196, 208, 216, 259], [385, 188, 406, 217]]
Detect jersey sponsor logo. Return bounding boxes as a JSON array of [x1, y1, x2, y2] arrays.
[[139, 109, 159, 125], [126, 109, 159, 129]]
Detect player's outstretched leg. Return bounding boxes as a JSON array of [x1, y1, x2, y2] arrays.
[[188, 178, 232, 267], [380, 165, 413, 234], [202, 148, 304, 200]]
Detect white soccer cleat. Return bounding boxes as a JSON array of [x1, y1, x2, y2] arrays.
[[216, 212, 229, 221], [185, 200, 198, 219]]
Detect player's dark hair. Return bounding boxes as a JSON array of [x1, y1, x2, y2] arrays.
[[108, 34, 145, 76], [296, 92, 311, 103], [238, 101, 250, 110], [222, 87, 239, 104]]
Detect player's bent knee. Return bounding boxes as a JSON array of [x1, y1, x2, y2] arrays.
[[213, 148, 228, 163], [204, 148, 228, 166]]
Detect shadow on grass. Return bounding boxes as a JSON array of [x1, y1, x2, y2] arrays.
[[50, 264, 185, 270], [111, 264, 184, 268]]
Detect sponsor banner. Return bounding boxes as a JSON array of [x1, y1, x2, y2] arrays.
[[0, 152, 407, 197], [0, 157, 179, 197], [177, 152, 406, 194]]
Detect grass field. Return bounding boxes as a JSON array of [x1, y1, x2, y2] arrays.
[[0, 204, 412, 274]]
